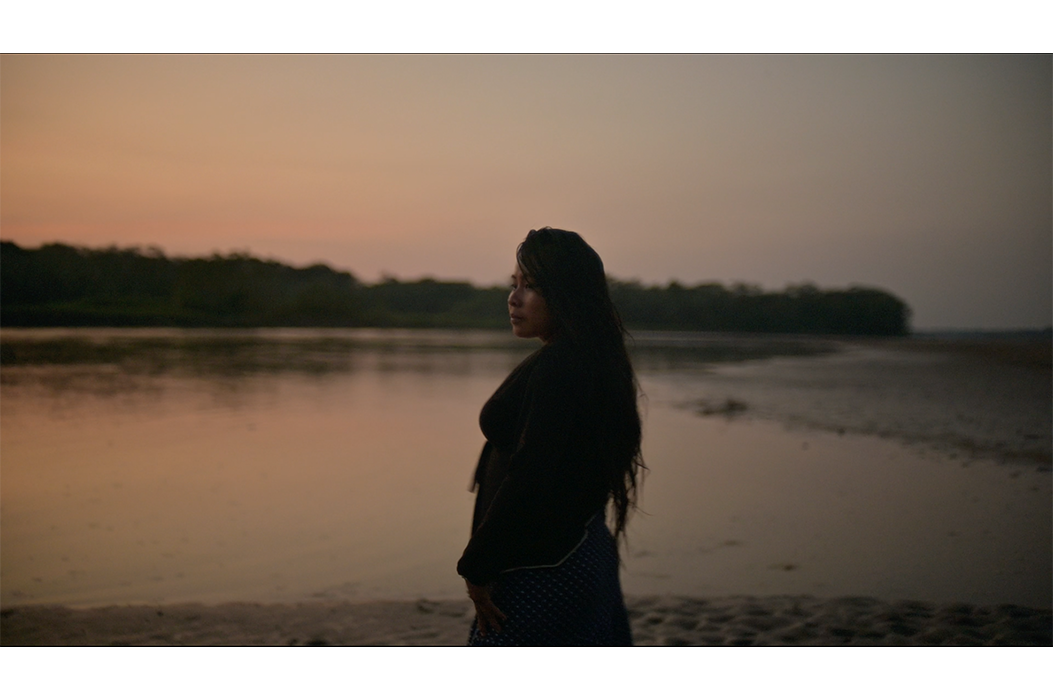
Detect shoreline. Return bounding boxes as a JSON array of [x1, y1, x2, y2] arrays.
[[3, 594, 1049, 646]]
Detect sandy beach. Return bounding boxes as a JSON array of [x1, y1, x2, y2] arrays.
[[3, 594, 1050, 646]]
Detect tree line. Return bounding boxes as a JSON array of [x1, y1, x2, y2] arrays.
[[0, 241, 911, 335]]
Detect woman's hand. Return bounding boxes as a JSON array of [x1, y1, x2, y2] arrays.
[[466, 581, 506, 637]]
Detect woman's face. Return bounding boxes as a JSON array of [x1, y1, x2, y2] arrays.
[[508, 265, 554, 341]]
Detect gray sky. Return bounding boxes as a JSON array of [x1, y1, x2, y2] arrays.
[[2, 54, 1050, 329]]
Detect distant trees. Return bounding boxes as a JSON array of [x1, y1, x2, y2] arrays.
[[610, 280, 911, 335], [1, 242, 362, 327], [0, 241, 911, 335]]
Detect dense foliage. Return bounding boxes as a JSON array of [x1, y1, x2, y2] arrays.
[[0, 241, 911, 335]]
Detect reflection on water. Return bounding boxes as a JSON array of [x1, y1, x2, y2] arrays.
[[1, 329, 1049, 608], [2, 330, 545, 607], [1, 328, 837, 380]]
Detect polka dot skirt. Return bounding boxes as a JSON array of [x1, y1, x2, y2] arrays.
[[468, 515, 633, 646]]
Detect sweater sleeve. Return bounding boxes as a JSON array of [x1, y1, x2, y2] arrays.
[[456, 344, 591, 585]]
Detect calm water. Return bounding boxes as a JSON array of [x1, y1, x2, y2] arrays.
[[2, 329, 1049, 608]]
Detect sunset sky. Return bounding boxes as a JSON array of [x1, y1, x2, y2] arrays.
[[2, 54, 1049, 330]]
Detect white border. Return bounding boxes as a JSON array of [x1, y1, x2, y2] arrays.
[[3, 647, 1052, 698], [1, 1, 1051, 53]]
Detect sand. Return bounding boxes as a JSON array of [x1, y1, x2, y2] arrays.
[[3, 594, 1049, 646]]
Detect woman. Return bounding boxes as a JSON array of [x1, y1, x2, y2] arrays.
[[457, 227, 645, 646]]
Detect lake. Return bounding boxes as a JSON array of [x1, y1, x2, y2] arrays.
[[2, 328, 1049, 608]]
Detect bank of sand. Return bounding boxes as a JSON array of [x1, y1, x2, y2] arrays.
[[3, 595, 1050, 646]]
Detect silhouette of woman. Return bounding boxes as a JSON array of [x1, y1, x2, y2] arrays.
[[457, 227, 645, 645]]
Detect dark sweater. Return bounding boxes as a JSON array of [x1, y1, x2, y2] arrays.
[[456, 339, 613, 586]]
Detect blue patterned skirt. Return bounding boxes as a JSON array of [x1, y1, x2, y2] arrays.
[[467, 514, 632, 646]]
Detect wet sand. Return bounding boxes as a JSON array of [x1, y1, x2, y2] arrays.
[[3, 594, 1049, 646]]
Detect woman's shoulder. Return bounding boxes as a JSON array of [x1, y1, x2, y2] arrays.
[[535, 337, 583, 366], [529, 339, 597, 388]]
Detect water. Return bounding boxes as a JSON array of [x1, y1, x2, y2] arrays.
[[2, 329, 1049, 608]]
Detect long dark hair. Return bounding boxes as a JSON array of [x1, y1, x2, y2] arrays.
[[516, 227, 645, 539]]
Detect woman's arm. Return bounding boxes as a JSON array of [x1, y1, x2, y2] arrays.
[[465, 580, 507, 637]]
